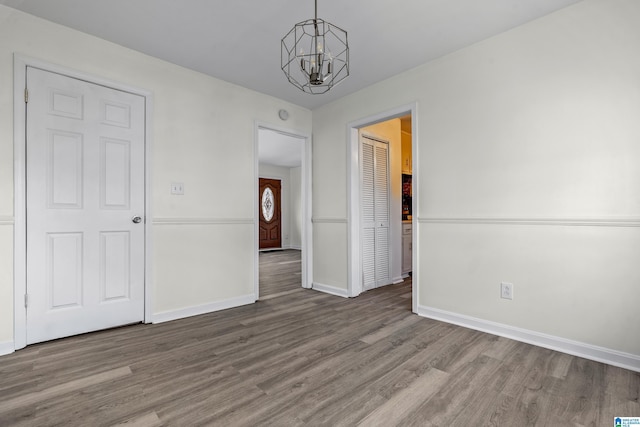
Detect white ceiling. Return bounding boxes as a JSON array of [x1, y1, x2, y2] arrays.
[[259, 129, 303, 169], [0, 0, 582, 110]]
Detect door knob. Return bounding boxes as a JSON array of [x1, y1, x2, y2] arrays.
[[132, 216, 142, 224]]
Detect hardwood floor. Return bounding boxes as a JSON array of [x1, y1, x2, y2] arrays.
[[259, 249, 302, 299], [1, 250, 638, 426]]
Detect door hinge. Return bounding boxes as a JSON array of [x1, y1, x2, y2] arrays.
[[24, 88, 29, 103], [24, 293, 28, 308]]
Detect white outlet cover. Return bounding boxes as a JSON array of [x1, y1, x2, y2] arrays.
[[501, 282, 513, 300]]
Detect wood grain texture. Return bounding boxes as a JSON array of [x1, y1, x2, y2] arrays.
[[1, 250, 638, 426]]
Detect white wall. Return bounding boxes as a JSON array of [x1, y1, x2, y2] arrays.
[[311, 109, 349, 290], [289, 167, 302, 249], [0, 5, 312, 349], [2, 0, 638, 369], [312, 0, 640, 363]]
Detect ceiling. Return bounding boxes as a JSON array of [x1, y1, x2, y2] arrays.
[[0, 0, 582, 110], [259, 129, 303, 169]]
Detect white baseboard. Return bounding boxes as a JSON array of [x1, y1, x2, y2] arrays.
[[258, 246, 302, 251], [0, 341, 15, 356], [392, 276, 405, 284], [417, 305, 640, 373], [153, 294, 256, 324], [312, 282, 349, 298]]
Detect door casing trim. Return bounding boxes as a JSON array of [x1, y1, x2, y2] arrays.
[[12, 54, 154, 350], [347, 103, 418, 313], [254, 122, 313, 300]]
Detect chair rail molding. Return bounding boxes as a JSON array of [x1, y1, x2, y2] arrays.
[[152, 217, 254, 225], [311, 217, 348, 224], [0, 216, 14, 225], [418, 216, 640, 228]]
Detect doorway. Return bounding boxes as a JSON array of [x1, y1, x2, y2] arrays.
[[347, 104, 418, 313], [13, 56, 152, 350], [255, 124, 312, 300]]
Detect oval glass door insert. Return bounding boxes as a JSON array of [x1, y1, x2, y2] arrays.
[[261, 187, 274, 222]]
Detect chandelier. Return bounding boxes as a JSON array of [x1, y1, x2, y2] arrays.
[[281, 0, 349, 94]]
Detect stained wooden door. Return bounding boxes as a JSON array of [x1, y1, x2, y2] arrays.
[[259, 178, 282, 249], [26, 67, 145, 344]]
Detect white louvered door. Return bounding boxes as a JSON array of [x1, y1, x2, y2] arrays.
[[26, 67, 145, 344], [361, 135, 390, 291]]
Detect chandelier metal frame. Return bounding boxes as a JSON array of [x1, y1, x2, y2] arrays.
[[281, 0, 349, 94]]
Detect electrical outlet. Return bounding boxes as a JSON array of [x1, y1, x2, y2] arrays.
[[500, 282, 513, 300], [171, 182, 184, 195]]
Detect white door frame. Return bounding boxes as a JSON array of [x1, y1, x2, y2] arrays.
[[347, 103, 418, 313], [254, 122, 313, 300], [13, 54, 154, 350]]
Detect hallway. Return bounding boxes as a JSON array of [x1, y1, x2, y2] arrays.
[[259, 249, 302, 299]]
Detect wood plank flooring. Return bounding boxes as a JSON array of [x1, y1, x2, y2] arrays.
[[1, 249, 638, 426], [259, 249, 302, 299]]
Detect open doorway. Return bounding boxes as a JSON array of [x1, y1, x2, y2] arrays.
[[255, 125, 312, 300], [347, 104, 417, 313]]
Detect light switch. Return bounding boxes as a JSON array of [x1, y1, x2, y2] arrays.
[[171, 182, 184, 195]]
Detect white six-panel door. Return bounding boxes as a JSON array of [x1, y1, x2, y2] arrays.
[[360, 135, 390, 291], [26, 67, 145, 344]]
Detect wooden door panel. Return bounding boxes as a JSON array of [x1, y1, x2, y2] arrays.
[[259, 178, 281, 249]]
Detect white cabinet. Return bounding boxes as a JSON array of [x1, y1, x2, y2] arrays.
[[402, 223, 412, 275]]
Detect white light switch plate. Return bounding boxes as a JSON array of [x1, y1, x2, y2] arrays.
[[171, 182, 184, 195]]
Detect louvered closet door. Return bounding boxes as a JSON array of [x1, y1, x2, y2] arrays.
[[361, 135, 390, 291]]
